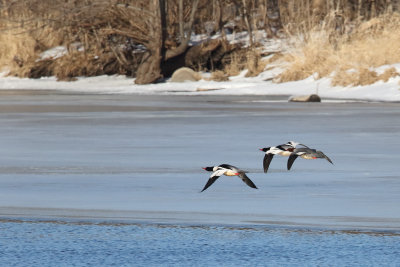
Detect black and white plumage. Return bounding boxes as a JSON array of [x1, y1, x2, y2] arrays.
[[260, 141, 309, 173], [201, 164, 258, 192], [287, 147, 333, 170]]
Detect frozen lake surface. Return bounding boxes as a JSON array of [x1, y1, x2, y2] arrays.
[[0, 92, 399, 265], [0, 92, 399, 229]]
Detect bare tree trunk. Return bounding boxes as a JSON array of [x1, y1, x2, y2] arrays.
[[386, 0, 393, 13], [263, 0, 274, 38], [241, 0, 254, 47], [178, 0, 184, 42], [214, 0, 225, 39], [165, 0, 199, 60], [135, 0, 163, 84], [266, 0, 282, 36], [134, 0, 201, 84], [306, 0, 311, 30], [358, 0, 363, 19], [370, 0, 377, 17]]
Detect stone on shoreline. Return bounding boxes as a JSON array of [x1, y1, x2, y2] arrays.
[[170, 67, 202, 82], [289, 94, 321, 102]]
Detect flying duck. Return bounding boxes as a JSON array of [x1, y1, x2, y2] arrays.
[[260, 141, 309, 173], [287, 147, 333, 170], [201, 164, 258, 192]]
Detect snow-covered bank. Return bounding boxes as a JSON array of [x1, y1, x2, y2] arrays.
[[1, 67, 400, 102]]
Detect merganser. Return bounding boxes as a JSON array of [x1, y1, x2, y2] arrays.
[[260, 141, 309, 173], [201, 164, 258, 192], [287, 147, 333, 170]]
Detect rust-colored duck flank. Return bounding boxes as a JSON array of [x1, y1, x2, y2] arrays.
[[260, 141, 309, 173], [287, 147, 333, 170], [201, 164, 257, 192]]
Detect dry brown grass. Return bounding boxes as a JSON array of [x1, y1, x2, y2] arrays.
[[331, 68, 378, 87], [379, 67, 399, 82], [223, 50, 246, 77], [0, 0, 142, 79], [0, 21, 61, 75], [331, 67, 399, 86], [210, 70, 229, 81], [245, 50, 268, 77], [0, 1, 71, 74], [221, 48, 268, 78], [278, 12, 400, 86]]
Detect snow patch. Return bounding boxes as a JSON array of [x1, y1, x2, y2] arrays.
[[0, 68, 400, 101]]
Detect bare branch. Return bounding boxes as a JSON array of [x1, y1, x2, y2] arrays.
[[179, 0, 184, 40], [100, 28, 149, 44], [165, 0, 199, 60], [115, 3, 155, 18]]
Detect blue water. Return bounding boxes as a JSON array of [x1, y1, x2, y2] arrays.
[[1, 220, 399, 267]]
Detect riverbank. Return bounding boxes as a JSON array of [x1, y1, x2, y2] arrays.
[[1, 69, 400, 102]]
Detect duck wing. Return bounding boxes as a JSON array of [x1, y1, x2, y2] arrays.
[[321, 152, 333, 164], [237, 172, 258, 189], [263, 154, 274, 173], [201, 169, 225, 192], [298, 143, 310, 148], [325, 155, 333, 164], [287, 153, 299, 170], [219, 163, 235, 169]]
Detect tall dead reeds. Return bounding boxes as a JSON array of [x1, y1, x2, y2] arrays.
[[278, 10, 400, 86], [0, 0, 144, 79]]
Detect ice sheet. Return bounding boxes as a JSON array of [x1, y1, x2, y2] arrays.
[[0, 94, 399, 230]]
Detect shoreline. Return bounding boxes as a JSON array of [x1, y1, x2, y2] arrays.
[[1, 73, 400, 102], [1, 207, 400, 233]]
